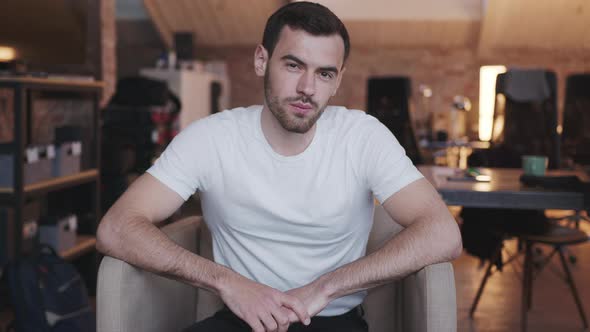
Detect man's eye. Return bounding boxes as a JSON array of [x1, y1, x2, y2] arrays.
[[320, 72, 334, 79], [287, 63, 299, 70]]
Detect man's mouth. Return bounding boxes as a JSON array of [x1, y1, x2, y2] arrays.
[[289, 102, 313, 114]]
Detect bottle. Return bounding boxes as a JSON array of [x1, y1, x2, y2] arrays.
[[167, 50, 177, 69]]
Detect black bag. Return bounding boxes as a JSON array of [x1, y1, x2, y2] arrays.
[[4, 246, 95, 332]]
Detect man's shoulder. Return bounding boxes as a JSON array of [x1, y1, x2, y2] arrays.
[[208, 105, 262, 124], [184, 105, 261, 133], [322, 106, 382, 132]]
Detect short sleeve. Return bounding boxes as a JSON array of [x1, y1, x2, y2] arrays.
[[147, 118, 215, 200], [357, 119, 423, 203]]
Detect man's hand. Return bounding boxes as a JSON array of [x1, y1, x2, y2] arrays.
[[286, 280, 331, 320], [219, 274, 311, 332]]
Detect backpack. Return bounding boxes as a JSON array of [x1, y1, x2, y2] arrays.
[[4, 245, 95, 332]]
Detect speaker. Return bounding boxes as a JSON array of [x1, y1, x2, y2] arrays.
[[174, 32, 194, 60], [367, 76, 422, 164]]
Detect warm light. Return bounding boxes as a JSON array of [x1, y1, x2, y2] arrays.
[[0, 46, 16, 61], [479, 65, 506, 141], [491, 94, 505, 141]]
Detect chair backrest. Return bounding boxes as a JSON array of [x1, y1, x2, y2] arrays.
[[488, 70, 560, 169], [563, 73, 590, 165], [367, 77, 423, 165]]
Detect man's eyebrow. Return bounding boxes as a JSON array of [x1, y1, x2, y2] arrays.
[[281, 54, 340, 75], [281, 54, 306, 66]]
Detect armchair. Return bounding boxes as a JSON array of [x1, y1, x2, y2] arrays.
[[97, 205, 457, 332]]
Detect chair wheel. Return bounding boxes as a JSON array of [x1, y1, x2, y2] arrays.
[[569, 255, 577, 264]]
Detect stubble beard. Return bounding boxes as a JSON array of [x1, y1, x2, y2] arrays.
[[264, 71, 326, 134]]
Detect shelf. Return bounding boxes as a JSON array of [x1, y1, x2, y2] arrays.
[[0, 77, 104, 89], [60, 235, 96, 261], [0, 169, 99, 202], [24, 169, 99, 195]]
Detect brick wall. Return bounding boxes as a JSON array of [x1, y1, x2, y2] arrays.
[[114, 20, 590, 138], [198, 46, 590, 139], [100, 0, 117, 106]]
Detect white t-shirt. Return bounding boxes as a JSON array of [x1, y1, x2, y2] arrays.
[[147, 105, 423, 316]]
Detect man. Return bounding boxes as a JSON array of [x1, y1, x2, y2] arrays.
[[96, 2, 462, 332]]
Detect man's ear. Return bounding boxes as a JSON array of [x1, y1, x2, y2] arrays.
[[254, 45, 269, 77]]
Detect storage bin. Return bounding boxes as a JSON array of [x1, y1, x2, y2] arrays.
[[0, 145, 55, 187], [52, 141, 82, 177]]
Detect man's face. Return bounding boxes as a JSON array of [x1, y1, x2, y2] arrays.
[[256, 26, 346, 134]]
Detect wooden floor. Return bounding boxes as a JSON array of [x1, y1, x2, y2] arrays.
[[454, 211, 590, 332]]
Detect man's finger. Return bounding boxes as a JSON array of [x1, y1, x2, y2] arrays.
[[259, 312, 278, 332], [245, 316, 265, 332], [285, 309, 298, 324], [280, 295, 310, 325], [271, 308, 290, 332]]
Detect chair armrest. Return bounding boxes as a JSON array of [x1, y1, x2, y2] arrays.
[[363, 262, 456, 332], [97, 216, 203, 332], [365, 205, 457, 331], [401, 262, 457, 332]]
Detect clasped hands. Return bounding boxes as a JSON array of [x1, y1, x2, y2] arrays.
[[219, 274, 331, 332]]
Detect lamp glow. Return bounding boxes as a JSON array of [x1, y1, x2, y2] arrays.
[[479, 65, 506, 141], [0, 47, 16, 61]]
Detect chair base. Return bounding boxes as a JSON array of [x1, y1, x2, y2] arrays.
[[470, 238, 589, 332]]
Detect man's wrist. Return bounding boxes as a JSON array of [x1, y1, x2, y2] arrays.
[[315, 273, 339, 302], [211, 266, 237, 295]]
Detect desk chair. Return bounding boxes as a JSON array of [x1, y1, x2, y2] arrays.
[[464, 70, 589, 331], [367, 77, 423, 165], [467, 199, 589, 332], [463, 70, 560, 266], [559, 73, 590, 227]]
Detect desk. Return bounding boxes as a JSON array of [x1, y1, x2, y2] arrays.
[[419, 166, 588, 210]]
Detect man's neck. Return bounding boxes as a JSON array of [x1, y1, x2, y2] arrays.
[[260, 106, 317, 157]]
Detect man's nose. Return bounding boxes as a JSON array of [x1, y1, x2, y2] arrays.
[[296, 71, 315, 97]]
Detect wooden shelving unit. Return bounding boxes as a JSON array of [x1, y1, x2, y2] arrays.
[[0, 77, 102, 257], [0, 78, 103, 322]]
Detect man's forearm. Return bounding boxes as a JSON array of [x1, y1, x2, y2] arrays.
[[316, 215, 461, 301], [96, 210, 232, 294]]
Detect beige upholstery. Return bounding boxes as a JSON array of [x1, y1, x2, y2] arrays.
[[97, 206, 457, 332]]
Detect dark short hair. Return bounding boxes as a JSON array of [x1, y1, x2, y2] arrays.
[[262, 2, 350, 63]]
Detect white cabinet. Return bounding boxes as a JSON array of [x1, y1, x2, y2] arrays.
[[140, 67, 230, 129]]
